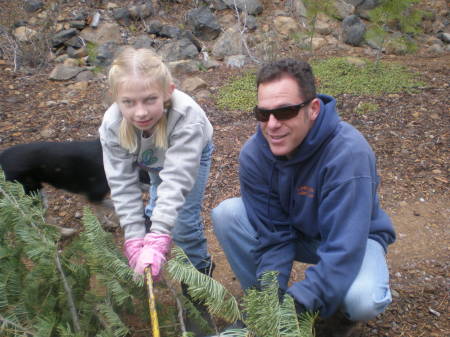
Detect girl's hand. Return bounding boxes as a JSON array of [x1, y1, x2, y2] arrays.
[[134, 233, 172, 279], [124, 237, 144, 269]]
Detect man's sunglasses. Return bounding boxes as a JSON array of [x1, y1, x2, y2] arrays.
[[253, 97, 314, 122]]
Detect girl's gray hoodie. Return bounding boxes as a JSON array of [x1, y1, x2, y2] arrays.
[[99, 89, 213, 240]]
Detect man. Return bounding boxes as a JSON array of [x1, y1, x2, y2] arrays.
[[212, 59, 396, 336]]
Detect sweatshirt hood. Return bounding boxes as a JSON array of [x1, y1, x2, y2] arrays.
[[257, 94, 340, 165]]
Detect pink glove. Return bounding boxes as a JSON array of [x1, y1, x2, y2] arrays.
[[124, 238, 144, 269], [134, 233, 172, 279]]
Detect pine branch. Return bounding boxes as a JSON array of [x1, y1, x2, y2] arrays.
[[0, 314, 34, 336], [96, 303, 129, 337], [80, 208, 142, 287], [167, 246, 241, 323], [55, 252, 81, 333], [162, 275, 187, 335], [242, 272, 281, 337]]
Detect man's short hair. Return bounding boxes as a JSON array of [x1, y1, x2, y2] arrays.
[[256, 58, 316, 100]]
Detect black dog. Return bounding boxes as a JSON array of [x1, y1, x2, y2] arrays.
[[0, 138, 150, 203]]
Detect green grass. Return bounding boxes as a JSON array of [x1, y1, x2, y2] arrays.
[[312, 57, 424, 96], [355, 102, 379, 115], [215, 57, 425, 111], [216, 71, 257, 112]]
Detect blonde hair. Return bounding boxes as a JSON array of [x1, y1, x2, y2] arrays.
[[108, 47, 174, 152]]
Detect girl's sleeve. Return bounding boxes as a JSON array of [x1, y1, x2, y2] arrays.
[[149, 121, 207, 234], [99, 121, 146, 240]]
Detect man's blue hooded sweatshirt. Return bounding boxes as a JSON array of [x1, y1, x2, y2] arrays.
[[239, 94, 396, 318]]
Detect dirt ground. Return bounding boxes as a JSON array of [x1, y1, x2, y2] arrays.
[[0, 34, 449, 337], [1, 52, 448, 336]]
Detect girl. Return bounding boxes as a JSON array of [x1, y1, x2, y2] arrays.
[[99, 47, 214, 279]]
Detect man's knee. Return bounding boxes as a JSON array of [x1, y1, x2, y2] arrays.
[[344, 281, 392, 321], [211, 197, 242, 235]]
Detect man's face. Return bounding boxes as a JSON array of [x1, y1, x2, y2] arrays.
[[257, 76, 319, 158]]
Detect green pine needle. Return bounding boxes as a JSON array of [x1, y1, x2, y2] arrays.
[[167, 246, 241, 323]]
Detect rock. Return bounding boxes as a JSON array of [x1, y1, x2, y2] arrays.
[[158, 38, 199, 62], [133, 34, 157, 50], [274, 16, 299, 36], [201, 58, 221, 69], [211, 26, 244, 59], [23, 0, 44, 13], [112, 7, 131, 23], [51, 28, 78, 47], [342, 15, 366, 46], [243, 14, 257, 31], [13, 26, 37, 42], [181, 76, 207, 92], [315, 19, 333, 35], [113, 1, 153, 25], [55, 54, 69, 63], [93, 41, 121, 67], [427, 43, 445, 55], [222, 0, 263, 15], [75, 70, 95, 82], [211, 0, 228, 11], [63, 58, 79, 67], [286, 0, 307, 19], [80, 22, 122, 45], [129, 3, 153, 19], [159, 25, 181, 38], [64, 36, 85, 48], [225, 54, 247, 68], [67, 46, 88, 59], [48, 65, 84, 80], [311, 37, 327, 50], [331, 0, 355, 20], [179, 30, 204, 52], [70, 20, 86, 30], [40, 127, 55, 138], [195, 89, 211, 100], [186, 6, 221, 41], [167, 60, 200, 76], [437, 32, 450, 44], [113, 3, 153, 24], [67, 81, 89, 92], [146, 20, 163, 35]]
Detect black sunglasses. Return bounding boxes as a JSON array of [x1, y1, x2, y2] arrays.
[[253, 97, 314, 122]]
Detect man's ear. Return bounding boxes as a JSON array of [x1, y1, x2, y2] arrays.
[[308, 98, 321, 121]]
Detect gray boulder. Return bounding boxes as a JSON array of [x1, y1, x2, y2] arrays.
[[342, 15, 366, 46], [93, 42, 121, 67], [51, 28, 78, 47], [158, 38, 199, 62], [222, 0, 263, 15], [23, 0, 44, 13], [186, 6, 221, 41]]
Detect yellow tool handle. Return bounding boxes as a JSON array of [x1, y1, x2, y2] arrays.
[[145, 267, 160, 337]]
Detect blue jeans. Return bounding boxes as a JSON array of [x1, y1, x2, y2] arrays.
[[212, 197, 392, 321], [145, 142, 213, 270]]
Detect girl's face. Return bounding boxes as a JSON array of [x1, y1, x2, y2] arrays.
[[116, 77, 174, 131]]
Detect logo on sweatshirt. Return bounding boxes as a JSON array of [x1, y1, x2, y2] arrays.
[[297, 185, 315, 198], [141, 149, 158, 166]]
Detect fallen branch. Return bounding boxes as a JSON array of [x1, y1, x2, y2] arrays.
[[55, 252, 81, 333]]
